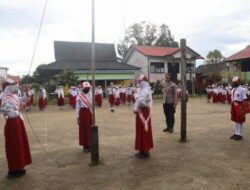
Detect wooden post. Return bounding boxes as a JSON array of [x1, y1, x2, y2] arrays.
[[180, 39, 187, 142]]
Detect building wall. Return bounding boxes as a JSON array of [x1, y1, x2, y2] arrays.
[[76, 73, 135, 80], [126, 49, 197, 84], [148, 57, 167, 82], [0, 67, 8, 80], [127, 51, 169, 83], [127, 51, 147, 75], [173, 51, 193, 59]]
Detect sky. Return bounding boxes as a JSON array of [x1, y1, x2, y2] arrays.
[[1, 0, 250, 76]]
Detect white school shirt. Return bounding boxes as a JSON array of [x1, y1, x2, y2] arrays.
[[75, 92, 92, 118], [231, 85, 247, 102]]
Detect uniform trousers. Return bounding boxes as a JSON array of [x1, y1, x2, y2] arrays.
[[163, 103, 175, 130]]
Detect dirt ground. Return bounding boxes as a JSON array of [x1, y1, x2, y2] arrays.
[[0, 97, 250, 190]]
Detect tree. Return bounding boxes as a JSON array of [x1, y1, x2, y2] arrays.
[[117, 21, 179, 57], [206, 49, 225, 64], [155, 24, 179, 47], [20, 75, 35, 85], [57, 70, 78, 86]]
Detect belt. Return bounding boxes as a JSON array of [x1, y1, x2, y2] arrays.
[[233, 101, 242, 103]]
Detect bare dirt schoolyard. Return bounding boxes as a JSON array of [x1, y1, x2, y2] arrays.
[[0, 98, 250, 190]]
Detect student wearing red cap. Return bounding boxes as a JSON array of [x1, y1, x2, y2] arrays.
[[55, 85, 65, 109], [0, 78, 32, 178], [95, 85, 103, 107], [38, 86, 47, 110], [76, 82, 92, 152], [230, 76, 247, 140], [108, 82, 116, 112]]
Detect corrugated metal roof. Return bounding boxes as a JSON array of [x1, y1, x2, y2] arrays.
[[123, 45, 203, 62], [226, 45, 250, 62], [54, 41, 117, 62], [134, 45, 179, 57], [196, 63, 227, 76], [40, 41, 140, 72], [40, 60, 140, 71]]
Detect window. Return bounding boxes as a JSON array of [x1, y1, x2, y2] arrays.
[[150, 62, 165, 73], [168, 63, 180, 74], [241, 60, 250, 72]]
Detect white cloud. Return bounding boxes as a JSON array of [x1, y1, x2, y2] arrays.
[[0, 0, 250, 76]]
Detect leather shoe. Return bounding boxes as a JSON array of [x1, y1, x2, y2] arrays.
[[84, 146, 91, 153], [7, 170, 26, 179], [168, 129, 173, 133], [142, 152, 150, 158], [135, 152, 143, 158], [163, 128, 169, 132], [234, 135, 243, 141], [230, 134, 237, 139]]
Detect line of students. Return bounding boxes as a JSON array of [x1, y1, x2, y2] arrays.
[[0, 74, 246, 179]]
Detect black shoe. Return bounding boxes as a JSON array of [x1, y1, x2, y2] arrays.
[[135, 152, 143, 158], [7, 170, 26, 179], [84, 146, 91, 153], [234, 135, 243, 141], [230, 134, 237, 139], [168, 129, 173, 133], [142, 152, 150, 158], [163, 128, 169, 132]]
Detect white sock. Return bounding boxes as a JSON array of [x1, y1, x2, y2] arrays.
[[235, 123, 242, 136], [238, 123, 243, 136], [234, 123, 238, 135]]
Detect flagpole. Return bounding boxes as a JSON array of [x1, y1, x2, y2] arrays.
[[90, 0, 99, 164]]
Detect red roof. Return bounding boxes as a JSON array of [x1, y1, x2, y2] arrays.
[[226, 45, 250, 62], [133, 45, 179, 57]]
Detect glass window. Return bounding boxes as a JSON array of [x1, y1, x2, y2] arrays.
[[241, 60, 250, 72], [168, 63, 180, 74], [150, 62, 165, 73]]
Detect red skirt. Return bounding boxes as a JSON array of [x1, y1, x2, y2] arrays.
[[96, 94, 102, 107], [220, 94, 227, 103], [231, 102, 245, 123], [212, 94, 218, 103], [109, 94, 115, 106], [247, 95, 250, 102], [227, 94, 231, 104], [69, 95, 73, 106], [71, 96, 76, 108], [95, 95, 98, 105], [120, 93, 126, 104], [39, 98, 46, 109], [57, 96, 64, 106], [115, 97, 120, 106], [79, 108, 92, 146], [69, 95, 76, 108], [135, 107, 153, 152], [127, 95, 132, 103], [26, 97, 32, 107], [30, 95, 34, 105], [132, 92, 136, 103], [5, 116, 32, 171]]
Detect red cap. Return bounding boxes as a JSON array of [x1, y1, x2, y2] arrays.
[[232, 76, 240, 83]]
